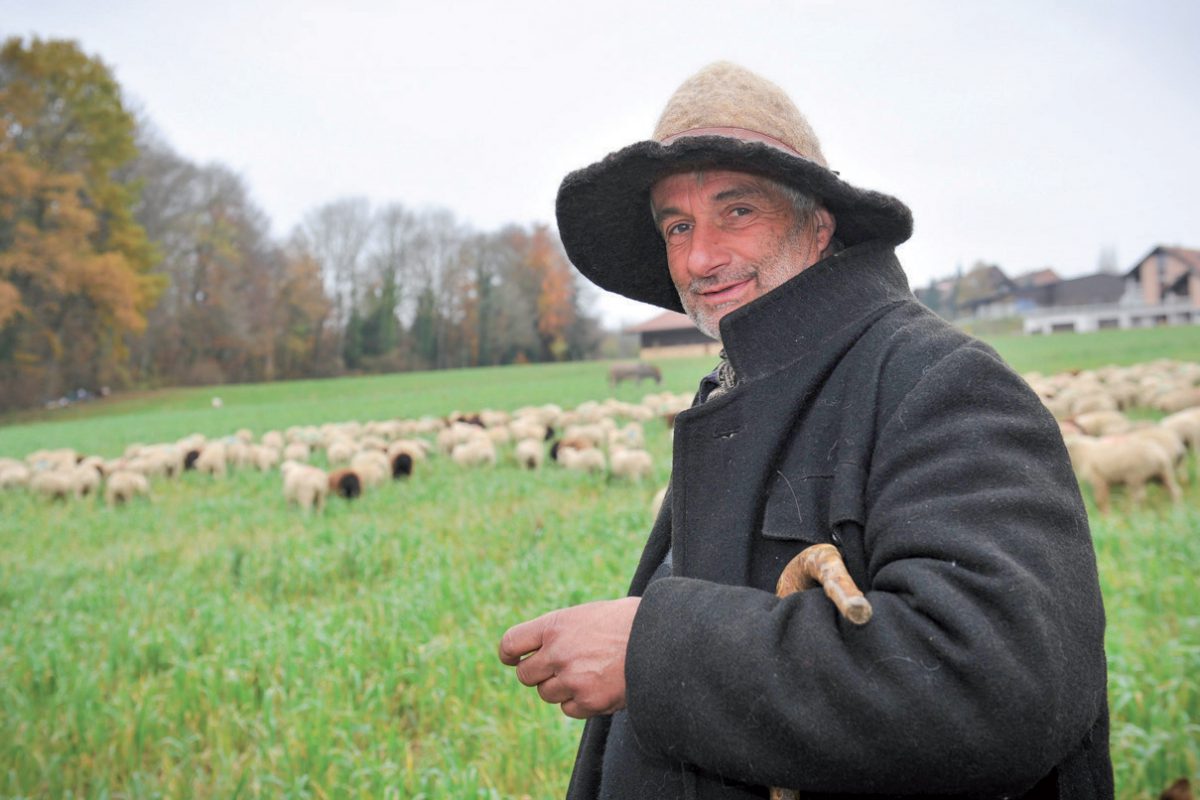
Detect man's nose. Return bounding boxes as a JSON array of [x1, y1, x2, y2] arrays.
[[686, 220, 730, 278]]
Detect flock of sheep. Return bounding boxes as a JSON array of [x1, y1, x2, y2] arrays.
[[3, 356, 1199, 517], [0, 392, 694, 513], [1030, 358, 1200, 513]]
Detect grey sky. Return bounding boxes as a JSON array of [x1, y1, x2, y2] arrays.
[[4, 0, 1197, 328]]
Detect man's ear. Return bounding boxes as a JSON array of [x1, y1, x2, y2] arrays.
[[815, 207, 836, 253]]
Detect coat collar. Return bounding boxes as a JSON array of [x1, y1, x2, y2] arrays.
[[717, 241, 913, 383]]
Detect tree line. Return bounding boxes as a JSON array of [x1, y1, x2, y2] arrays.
[[0, 36, 601, 412]]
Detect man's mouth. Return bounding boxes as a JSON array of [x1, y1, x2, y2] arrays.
[[696, 277, 753, 305]]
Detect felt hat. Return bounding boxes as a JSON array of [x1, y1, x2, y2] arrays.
[[555, 62, 913, 312]]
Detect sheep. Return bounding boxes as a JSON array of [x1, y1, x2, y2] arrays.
[[261, 431, 285, 450], [0, 462, 32, 489], [325, 438, 359, 466], [1063, 433, 1181, 514], [1070, 410, 1131, 437], [451, 438, 497, 468], [194, 442, 228, 478], [387, 439, 429, 463], [328, 468, 363, 500], [283, 441, 311, 462], [607, 422, 646, 451], [514, 438, 544, 470], [390, 452, 415, 478], [1161, 408, 1200, 452], [30, 470, 77, 501], [72, 463, 103, 498], [105, 470, 150, 506], [244, 444, 278, 472], [1129, 424, 1190, 485], [345, 450, 388, 488], [609, 448, 653, 481], [282, 461, 328, 512], [1154, 387, 1200, 414], [558, 446, 606, 474]]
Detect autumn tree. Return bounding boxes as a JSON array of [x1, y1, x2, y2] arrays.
[[0, 36, 160, 408]]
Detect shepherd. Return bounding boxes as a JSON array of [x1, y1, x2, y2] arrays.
[[499, 62, 1111, 800]]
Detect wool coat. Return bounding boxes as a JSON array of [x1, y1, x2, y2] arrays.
[[568, 242, 1111, 800]]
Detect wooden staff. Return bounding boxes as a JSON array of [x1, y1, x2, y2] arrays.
[[770, 543, 873, 800]]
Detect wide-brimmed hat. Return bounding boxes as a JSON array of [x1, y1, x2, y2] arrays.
[[556, 62, 913, 312]]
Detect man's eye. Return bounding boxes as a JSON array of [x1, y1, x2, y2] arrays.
[[730, 206, 753, 217], [666, 222, 691, 236]]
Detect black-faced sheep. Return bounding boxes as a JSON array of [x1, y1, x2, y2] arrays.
[[328, 468, 363, 500]]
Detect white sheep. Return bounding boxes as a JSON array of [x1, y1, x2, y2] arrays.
[[350, 450, 390, 487], [105, 470, 150, 506], [0, 462, 32, 489], [451, 438, 497, 468], [1063, 433, 1182, 514], [1161, 408, 1200, 452], [282, 461, 328, 512], [30, 470, 77, 501], [282, 441, 311, 463], [514, 438, 544, 470], [194, 441, 228, 478], [251, 444, 280, 472], [558, 446, 606, 474], [609, 448, 653, 481]]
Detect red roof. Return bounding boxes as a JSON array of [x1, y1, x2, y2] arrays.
[[624, 310, 698, 334]]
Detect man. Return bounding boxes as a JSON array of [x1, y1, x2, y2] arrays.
[[499, 62, 1111, 800]]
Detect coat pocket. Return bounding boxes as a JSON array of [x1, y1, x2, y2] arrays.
[[759, 473, 834, 543]]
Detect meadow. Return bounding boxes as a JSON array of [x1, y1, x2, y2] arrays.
[[1, 325, 1198, 799]]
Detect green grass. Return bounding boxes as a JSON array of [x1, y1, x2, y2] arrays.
[[1, 332, 1199, 798]]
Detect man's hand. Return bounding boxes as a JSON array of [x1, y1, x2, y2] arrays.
[[498, 597, 641, 719]]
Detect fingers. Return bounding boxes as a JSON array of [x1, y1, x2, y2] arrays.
[[536, 676, 572, 705], [515, 651, 556, 687], [498, 611, 554, 666]]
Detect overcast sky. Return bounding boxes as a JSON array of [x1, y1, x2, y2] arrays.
[[4, 0, 1197, 328]]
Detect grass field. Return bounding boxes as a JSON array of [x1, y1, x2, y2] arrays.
[[1, 325, 1198, 798]]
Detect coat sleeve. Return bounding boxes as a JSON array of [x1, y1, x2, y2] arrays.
[[622, 344, 1108, 796]]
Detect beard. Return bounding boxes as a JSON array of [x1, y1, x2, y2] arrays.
[[674, 226, 813, 341]]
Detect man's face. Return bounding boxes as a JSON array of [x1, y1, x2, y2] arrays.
[[650, 170, 832, 340]]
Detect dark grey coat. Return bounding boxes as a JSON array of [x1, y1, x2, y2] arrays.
[[568, 242, 1111, 799]]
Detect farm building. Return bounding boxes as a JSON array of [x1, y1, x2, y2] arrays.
[[625, 311, 719, 358], [1022, 246, 1200, 334], [918, 246, 1200, 334]]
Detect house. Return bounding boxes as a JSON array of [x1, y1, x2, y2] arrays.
[[1022, 246, 1200, 334], [625, 310, 720, 358]]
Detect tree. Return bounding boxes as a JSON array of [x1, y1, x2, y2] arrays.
[[0, 37, 160, 408]]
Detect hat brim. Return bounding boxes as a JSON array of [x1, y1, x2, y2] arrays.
[[556, 136, 913, 312]]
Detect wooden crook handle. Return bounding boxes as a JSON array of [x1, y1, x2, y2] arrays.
[[776, 543, 872, 625], [768, 544, 872, 800]]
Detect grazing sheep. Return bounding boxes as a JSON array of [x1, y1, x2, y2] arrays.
[[390, 452, 414, 478], [261, 431, 285, 450], [72, 463, 103, 498], [105, 470, 150, 506], [282, 461, 328, 512], [194, 442, 228, 478], [1063, 433, 1181, 513], [283, 441, 311, 462], [1154, 387, 1200, 414], [609, 448, 653, 481], [350, 450, 390, 487], [558, 446, 606, 474], [325, 438, 359, 466], [1129, 424, 1190, 484], [514, 438, 544, 470], [1161, 408, 1200, 452], [387, 439, 429, 463], [451, 438, 497, 468], [251, 444, 281, 472], [1071, 410, 1131, 437], [328, 468, 363, 499], [0, 462, 32, 489], [30, 470, 77, 501], [235, 428, 254, 444]]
